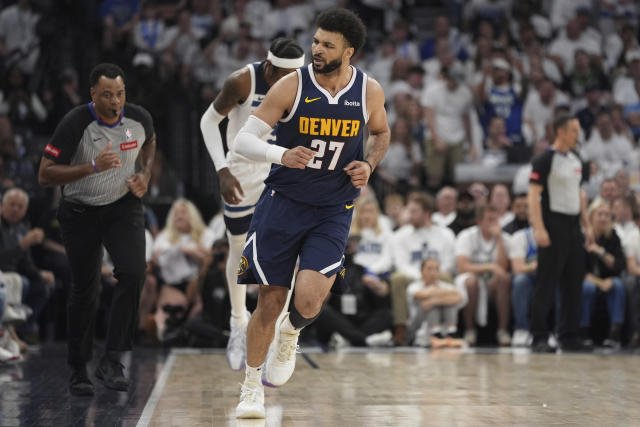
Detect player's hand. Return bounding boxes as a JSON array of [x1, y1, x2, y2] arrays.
[[94, 141, 122, 171], [126, 172, 150, 198], [344, 160, 372, 189], [533, 227, 551, 247], [218, 168, 244, 205], [282, 146, 315, 169]]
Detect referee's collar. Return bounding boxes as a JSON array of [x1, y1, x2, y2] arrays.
[[87, 102, 124, 128]]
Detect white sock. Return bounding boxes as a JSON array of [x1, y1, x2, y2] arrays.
[[245, 363, 263, 384], [280, 313, 298, 334], [227, 232, 248, 320]]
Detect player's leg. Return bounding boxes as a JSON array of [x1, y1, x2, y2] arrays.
[[264, 202, 352, 387], [235, 190, 302, 418]]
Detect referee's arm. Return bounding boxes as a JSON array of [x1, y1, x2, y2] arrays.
[[527, 183, 550, 247], [39, 142, 122, 186]]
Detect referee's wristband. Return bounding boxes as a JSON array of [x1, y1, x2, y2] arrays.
[[91, 159, 100, 173], [363, 159, 374, 173]]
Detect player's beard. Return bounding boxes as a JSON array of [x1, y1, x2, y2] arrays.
[[313, 58, 342, 74]]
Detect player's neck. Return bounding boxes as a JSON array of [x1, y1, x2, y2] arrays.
[[314, 65, 353, 96]]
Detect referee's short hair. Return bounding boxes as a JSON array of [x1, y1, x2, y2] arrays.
[[553, 112, 575, 134], [89, 63, 125, 87]]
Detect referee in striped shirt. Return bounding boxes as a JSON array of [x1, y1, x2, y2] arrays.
[[38, 63, 156, 396]]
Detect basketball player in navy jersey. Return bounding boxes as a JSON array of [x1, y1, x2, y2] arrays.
[[232, 8, 390, 419], [200, 38, 305, 371]]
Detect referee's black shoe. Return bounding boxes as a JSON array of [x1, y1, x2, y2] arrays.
[[558, 338, 594, 353], [531, 340, 556, 354], [69, 365, 94, 396], [95, 355, 129, 391]]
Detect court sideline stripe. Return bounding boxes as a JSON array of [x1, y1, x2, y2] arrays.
[[136, 351, 177, 427]]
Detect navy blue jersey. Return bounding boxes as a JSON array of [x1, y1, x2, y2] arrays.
[[265, 64, 368, 206]]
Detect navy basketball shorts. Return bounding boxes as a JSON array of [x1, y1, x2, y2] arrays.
[[237, 188, 353, 288]]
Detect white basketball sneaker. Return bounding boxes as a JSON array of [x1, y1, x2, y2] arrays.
[[263, 316, 300, 387], [227, 311, 251, 371], [235, 380, 265, 419]]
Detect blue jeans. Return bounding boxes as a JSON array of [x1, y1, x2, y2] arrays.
[[512, 273, 535, 330], [580, 277, 626, 327]]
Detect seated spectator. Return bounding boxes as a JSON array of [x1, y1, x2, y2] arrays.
[[594, 177, 621, 206], [389, 192, 456, 345], [314, 236, 393, 349], [381, 192, 406, 232], [0, 188, 54, 343], [350, 196, 393, 278], [581, 199, 626, 348], [455, 205, 511, 346], [432, 186, 458, 227], [561, 49, 609, 104], [407, 257, 467, 348], [449, 189, 477, 235], [503, 193, 529, 234], [482, 116, 510, 166], [153, 199, 215, 342], [576, 84, 605, 139], [581, 109, 635, 178], [489, 184, 514, 227], [509, 226, 537, 347]]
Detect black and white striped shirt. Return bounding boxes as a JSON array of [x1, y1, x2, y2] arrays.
[[43, 102, 154, 206]]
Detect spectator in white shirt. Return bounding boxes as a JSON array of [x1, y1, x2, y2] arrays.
[[455, 204, 511, 346], [613, 49, 640, 106], [422, 63, 474, 190], [523, 78, 570, 144], [508, 226, 537, 347], [350, 196, 393, 278], [582, 109, 635, 178], [389, 192, 456, 345], [432, 186, 458, 227], [489, 184, 514, 228], [548, 17, 601, 74], [406, 257, 467, 348]]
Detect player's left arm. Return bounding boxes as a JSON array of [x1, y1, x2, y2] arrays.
[[127, 132, 157, 198], [344, 77, 390, 189]]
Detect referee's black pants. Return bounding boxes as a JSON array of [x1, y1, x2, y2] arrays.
[[58, 193, 145, 367], [531, 214, 585, 344]]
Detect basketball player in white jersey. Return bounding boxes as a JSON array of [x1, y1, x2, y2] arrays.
[[200, 38, 305, 370]]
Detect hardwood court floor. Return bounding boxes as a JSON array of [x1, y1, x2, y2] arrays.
[[140, 348, 640, 427]]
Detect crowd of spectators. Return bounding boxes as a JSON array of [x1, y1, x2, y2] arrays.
[[2, 0, 640, 362]]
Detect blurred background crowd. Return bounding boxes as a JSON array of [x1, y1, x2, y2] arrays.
[[2, 0, 640, 363]]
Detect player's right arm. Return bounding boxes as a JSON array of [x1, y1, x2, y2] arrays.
[[234, 72, 314, 168], [200, 68, 250, 204]]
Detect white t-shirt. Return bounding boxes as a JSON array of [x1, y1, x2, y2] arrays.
[[421, 80, 473, 144], [548, 34, 601, 73], [613, 76, 640, 106], [508, 227, 537, 262], [153, 228, 216, 285], [432, 211, 457, 227], [391, 224, 457, 280], [353, 228, 393, 275], [581, 130, 635, 176], [455, 225, 510, 264], [523, 89, 570, 142], [406, 279, 468, 319]]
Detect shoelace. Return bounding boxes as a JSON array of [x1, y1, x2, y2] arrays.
[[276, 337, 300, 363], [239, 383, 262, 403]]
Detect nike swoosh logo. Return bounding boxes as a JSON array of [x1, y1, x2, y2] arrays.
[[93, 137, 103, 142], [305, 96, 321, 103], [345, 204, 354, 210]]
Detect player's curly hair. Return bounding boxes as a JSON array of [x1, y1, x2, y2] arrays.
[[316, 7, 366, 53]]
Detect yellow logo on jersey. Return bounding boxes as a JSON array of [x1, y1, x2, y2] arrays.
[[237, 256, 249, 276], [345, 204, 354, 210], [299, 116, 361, 137], [304, 96, 321, 103]]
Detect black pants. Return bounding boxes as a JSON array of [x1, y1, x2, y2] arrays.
[[58, 193, 145, 366], [531, 215, 585, 343], [315, 305, 393, 346]]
